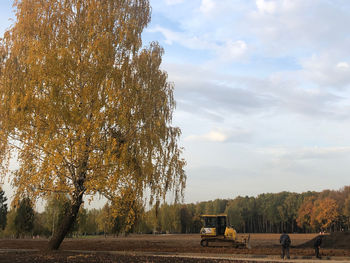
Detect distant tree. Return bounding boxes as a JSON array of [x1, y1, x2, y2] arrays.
[[137, 209, 154, 234], [180, 205, 191, 233], [344, 195, 350, 230], [191, 214, 203, 234], [33, 212, 50, 237], [185, 203, 202, 233], [213, 199, 228, 214], [257, 193, 276, 232], [325, 187, 350, 231], [195, 202, 206, 216], [225, 199, 244, 232], [0, 0, 185, 250], [283, 193, 303, 233], [148, 203, 164, 233], [296, 196, 317, 232], [43, 194, 70, 236], [158, 203, 170, 233], [80, 209, 99, 235], [75, 207, 88, 236], [132, 206, 152, 234], [157, 203, 180, 233], [0, 188, 8, 230], [3, 209, 17, 237], [97, 204, 114, 237], [311, 198, 339, 231], [14, 198, 35, 237], [204, 201, 215, 214]]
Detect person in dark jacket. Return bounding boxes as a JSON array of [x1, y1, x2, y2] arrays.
[[314, 235, 323, 259], [279, 231, 291, 259]]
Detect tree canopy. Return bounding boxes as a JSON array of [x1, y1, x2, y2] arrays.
[[0, 0, 185, 249]]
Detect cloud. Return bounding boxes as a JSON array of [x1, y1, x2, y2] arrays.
[[217, 40, 248, 61], [167, 62, 347, 122], [185, 128, 252, 143], [151, 0, 350, 59], [175, 80, 274, 118], [336, 62, 350, 70], [244, 0, 350, 58], [147, 25, 215, 50], [146, 0, 350, 201], [186, 130, 228, 142], [256, 0, 276, 14], [300, 54, 350, 89], [149, 25, 249, 63], [264, 73, 344, 118], [259, 146, 350, 161], [200, 0, 215, 14]]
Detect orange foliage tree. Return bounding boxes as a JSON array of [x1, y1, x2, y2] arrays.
[[311, 198, 339, 231], [296, 196, 316, 232], [297, 196, 339, 232], [0, 0, 186, 249]]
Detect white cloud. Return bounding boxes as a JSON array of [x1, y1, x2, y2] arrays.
[[200, 0, 215, 14], [256, 0, 277, 14], [248, 0, 350, 56], [147, 25, 215, 50], [185, 130, 228, 142], [217, 40, 248, 61], [149, 26, 249, 62], [184, 128, 251, 143], [336, 62, 350, 70], [301, 54, 350, 88]]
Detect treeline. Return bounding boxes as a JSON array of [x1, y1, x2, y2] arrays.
[[0, 192, 144, 238], [146, 186, 350, 234], [1, 186, 350, 237]]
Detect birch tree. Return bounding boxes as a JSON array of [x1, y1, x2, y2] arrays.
[[0, 0, 186, 249]]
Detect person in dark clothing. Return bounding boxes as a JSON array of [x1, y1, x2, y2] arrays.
[[314, 235, 323, 259], [279, 231, 291, 259]]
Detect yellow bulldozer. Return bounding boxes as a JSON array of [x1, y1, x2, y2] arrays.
[[200, 214, 250, 248]]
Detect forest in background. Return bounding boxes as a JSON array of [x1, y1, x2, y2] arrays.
[[0, 186, 350, 238]]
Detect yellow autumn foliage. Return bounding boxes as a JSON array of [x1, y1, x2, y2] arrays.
[[0, 0, 186, 248], [297, 196, 339, 231]]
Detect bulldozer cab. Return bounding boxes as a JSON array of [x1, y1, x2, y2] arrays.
[[201, 215, 227, 236]]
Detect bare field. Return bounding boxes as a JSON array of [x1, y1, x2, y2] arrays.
[[0, 233, 317, 252], [1, 233, 350, 262]]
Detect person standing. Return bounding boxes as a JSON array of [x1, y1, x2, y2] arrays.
[[279, 231, 291, 260], [314, 235, 323, 259]]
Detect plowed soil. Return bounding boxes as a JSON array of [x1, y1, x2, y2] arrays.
[[1, 232, 349, 262]]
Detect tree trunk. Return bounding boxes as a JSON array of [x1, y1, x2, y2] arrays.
[[47, 194, 83, 250], [48, 137, 89, 250]]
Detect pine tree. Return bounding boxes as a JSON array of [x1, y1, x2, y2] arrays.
[[14, 198, 34, 237]]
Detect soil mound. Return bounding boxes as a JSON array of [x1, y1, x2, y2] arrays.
[[297, 232, 350, 249]]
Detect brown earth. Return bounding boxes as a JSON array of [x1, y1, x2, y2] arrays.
[[1, 233, 350, 262], [298, 231, 350, 249], [0, 251, 269, 263]]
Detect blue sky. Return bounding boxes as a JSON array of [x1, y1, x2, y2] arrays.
[[1, 0, 350, 206]]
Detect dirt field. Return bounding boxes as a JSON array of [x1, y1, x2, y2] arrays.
[[1, 233, 350, 262]]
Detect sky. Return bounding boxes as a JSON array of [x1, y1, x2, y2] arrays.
[[1, 0, 350, 206]]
